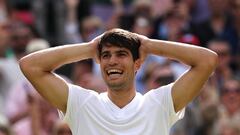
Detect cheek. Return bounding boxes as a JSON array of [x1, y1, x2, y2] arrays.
[[129, 65, 138, 76], [99, 64, 106, 76], [100, 61, 107, 69]]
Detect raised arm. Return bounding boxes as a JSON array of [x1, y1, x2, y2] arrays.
[[139, 36, 218, 112], [19, 40, 99, 113]]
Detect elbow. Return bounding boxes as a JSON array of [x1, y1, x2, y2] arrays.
[[19, 56, 29, 73], [208, 51, 218, 69], [19, 56, 34, 76], [202, 50, 219, 70]]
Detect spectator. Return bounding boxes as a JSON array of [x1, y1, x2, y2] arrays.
[[79, 15, 104, 42], [207, 39, 233, 90], [193, 0, 234, 47], [213, 118, 240, 135], [10, 21, 34, 60], [71, 59, 107, 93], [63, 0, 91, 44], [142, 62, 175, 92], [0, 19, 25, 115], [52, 120, 72, 135], [5, 39, 59, 135], [218, 79, 240, 120]]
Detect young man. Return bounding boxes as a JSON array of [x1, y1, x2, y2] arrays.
[[20, 29, 218, 135]]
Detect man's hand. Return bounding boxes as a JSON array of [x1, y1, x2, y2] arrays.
[[134, 33, 150, 64], [90, 34, 104, 63], [19, 34, 102, 112], [139, 36, 218, 112]]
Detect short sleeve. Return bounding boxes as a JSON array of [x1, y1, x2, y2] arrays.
[[59, 83, 94, 123], [149, 83, 185, 126]]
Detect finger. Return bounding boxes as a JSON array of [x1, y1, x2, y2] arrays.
[[139, 49, 146, 65]]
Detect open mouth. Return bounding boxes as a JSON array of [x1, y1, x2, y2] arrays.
[[107, 69, 123, 76]]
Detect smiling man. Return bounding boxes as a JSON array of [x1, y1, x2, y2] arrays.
[[20, 29, 218, 135]]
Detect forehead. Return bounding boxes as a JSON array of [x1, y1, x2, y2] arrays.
[[209, 42, 230, 52], [101, 45, 130, 53]]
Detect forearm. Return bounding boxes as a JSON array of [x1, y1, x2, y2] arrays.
[[19, 42, 95, 111], [145, 39, 217, 68], [20, 42, 94, 72], [143, 39, 218, 112]]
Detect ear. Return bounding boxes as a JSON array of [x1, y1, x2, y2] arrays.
[[134, 59, 142, 71]]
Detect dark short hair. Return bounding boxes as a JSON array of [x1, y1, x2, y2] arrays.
[[98, 29, 141, 61]]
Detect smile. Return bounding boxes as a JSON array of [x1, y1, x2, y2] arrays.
[[106, 69, 123, 76]]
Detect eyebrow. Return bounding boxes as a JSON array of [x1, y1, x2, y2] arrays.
[[100, 51, 110, 56], [101, 49, 129, 55], [116, 50, 129, 54]]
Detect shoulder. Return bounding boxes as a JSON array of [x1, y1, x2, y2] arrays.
[[145, 83, 174, 96], [63, 84, 100, 116], [144, 83, 174, 104], [68, 83, 98, 95], [67, 83, 99, 105]]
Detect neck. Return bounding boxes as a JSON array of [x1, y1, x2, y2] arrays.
[[107, 86, 136, 108]]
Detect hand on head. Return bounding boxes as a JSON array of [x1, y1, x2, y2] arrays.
[[133, 33, 149, 64], [90, 33, 104, 63], [91, 29, 150, 65]]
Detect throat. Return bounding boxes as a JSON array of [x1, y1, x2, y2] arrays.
[[107, 88, 136, 108]]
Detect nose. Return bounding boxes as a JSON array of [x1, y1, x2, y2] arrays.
[[108, 55, 118, 66]]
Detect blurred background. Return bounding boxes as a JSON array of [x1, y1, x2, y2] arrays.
[[0, 0, 239, 135]]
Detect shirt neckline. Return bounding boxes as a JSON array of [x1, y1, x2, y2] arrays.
[[101, 92, 142, 113]]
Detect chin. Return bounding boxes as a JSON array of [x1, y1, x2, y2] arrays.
[[107, 82, 125, 91]]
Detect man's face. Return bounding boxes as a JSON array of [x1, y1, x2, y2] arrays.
[[11, 25, 33, 53], [221, 80, 240, 115], [99, 45, 139, 91], [209, 42, 230, 69]]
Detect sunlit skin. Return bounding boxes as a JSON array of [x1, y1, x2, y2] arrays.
[[99, 45, 141, 108], [19, 28, 218, 114], [100, 45, 139, 90]]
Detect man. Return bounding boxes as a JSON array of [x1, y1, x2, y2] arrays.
[[20, 28, 218, 135]]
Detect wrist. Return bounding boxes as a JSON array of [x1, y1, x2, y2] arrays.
[[141, 38, 151, 54], [88, 41, 98, 59]]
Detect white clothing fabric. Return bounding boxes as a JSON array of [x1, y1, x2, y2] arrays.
[[0, 57, 25, 114], [60, 83, 185, 135]]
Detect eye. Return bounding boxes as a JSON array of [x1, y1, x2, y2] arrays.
[[101, 53, 110, 59], [117, 52, 128, 57], [118, 53, 125, 57]]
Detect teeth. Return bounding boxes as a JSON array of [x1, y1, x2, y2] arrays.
[[107, 69, 122, 74]]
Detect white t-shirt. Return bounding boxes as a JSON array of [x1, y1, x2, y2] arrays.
[[60, 83, 185, 135]]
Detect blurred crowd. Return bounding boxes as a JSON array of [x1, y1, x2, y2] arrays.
[[0, 0, 239, 135]]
